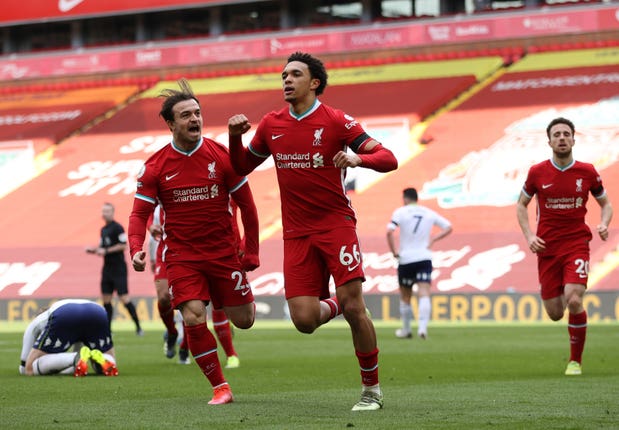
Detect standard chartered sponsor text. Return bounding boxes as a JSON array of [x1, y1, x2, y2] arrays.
[[545, 196, 575, 209], [276, 152, 311, 168], [173, 185, 219, 202]]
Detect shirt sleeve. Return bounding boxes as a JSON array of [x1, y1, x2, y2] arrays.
[[433, 212, 452, 230], [221, 145, 250, 193], [248, 118, 272, 159], [334, 109, 371, 152], [116, 223, 127, 244], [589, 165, 605, 198], [135, 161, 159, 205], [20, 312, 48, 371], [522, 167, 537, 198], [129, 161, 158, 258], [387, 209, 400, 231]]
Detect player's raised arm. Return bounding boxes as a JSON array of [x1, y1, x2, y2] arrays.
[[228, 114, 266, 176], [333, 137, 398, 172], [231, 181, 260, 271]]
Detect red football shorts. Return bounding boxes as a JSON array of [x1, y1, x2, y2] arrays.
[[537, 249, 590, 300], [166, 258, 254, 309], [283, 226, 365, 300]]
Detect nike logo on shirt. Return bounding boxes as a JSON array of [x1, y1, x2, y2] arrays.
[[272, 134, 285, 140], [166, 172, 179, 181], [58, 0, 85, 12], [542, 184, 553, 189]]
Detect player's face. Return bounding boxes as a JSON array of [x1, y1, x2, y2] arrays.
[[169, 99, 202, 145], [548, 123, 575, 158], [101, 205, 114, 222], [281, 61, 320, 103]]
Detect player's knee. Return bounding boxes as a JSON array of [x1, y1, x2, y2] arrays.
[[181, 310, 205, 326], [231, 314, 254, 330], [341, 301, 367, 324], [291, 315, 319, 334], [157, 296, 171, 307], [566, 295, 583, 312], [294, 322, 317, 334], [547, 309, 564, 321]]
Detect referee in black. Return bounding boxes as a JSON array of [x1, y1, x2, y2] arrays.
[[86, 202, 142, 335]]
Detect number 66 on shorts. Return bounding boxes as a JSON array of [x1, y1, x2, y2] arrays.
[[283, 226, 365, 299]]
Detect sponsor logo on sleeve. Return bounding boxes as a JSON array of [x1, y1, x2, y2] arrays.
[[344, 114, 358, 130]]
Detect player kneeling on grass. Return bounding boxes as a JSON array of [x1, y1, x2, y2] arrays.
[[129, 79, 260, 405], [19, 299, 118, 377]]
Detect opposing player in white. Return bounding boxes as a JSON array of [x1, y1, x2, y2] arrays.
[[20, 299, 117, 376], [387, 188, 452, 339]]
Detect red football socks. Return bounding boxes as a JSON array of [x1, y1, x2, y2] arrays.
[[568, 311, 587, 364], [158, 300, 178, 337], [356, 348, 379, 387], [184, 323, 226, 387], [179, 335, 188, 351], [212, 309, 237, 358], [322, 297, 342, 320]]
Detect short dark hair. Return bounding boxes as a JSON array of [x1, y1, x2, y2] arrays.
[[287, 52, 328, 96], [546, 117, 575, 139], [403, 188, 418, 202], [159, 78, 200, 122]]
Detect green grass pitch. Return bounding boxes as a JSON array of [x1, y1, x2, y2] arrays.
[[1, 320, 617, 429]]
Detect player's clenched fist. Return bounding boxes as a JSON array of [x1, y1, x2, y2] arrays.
[[597, 224, 609, 241], [333, 150, 362, 169], [228, 114, 252, 136], [132, 251, 147, 272]]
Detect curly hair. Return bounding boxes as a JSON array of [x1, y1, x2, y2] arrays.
[[159, 78, 200, 122], [287, 52, 328, 96]]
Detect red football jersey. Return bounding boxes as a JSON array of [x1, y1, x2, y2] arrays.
[[249, 100, 371, 239], [522, 159, 605, 255], [134, 138, 246, 262]]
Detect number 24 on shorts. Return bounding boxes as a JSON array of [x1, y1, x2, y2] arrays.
[[340, 244, 361, 271]]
